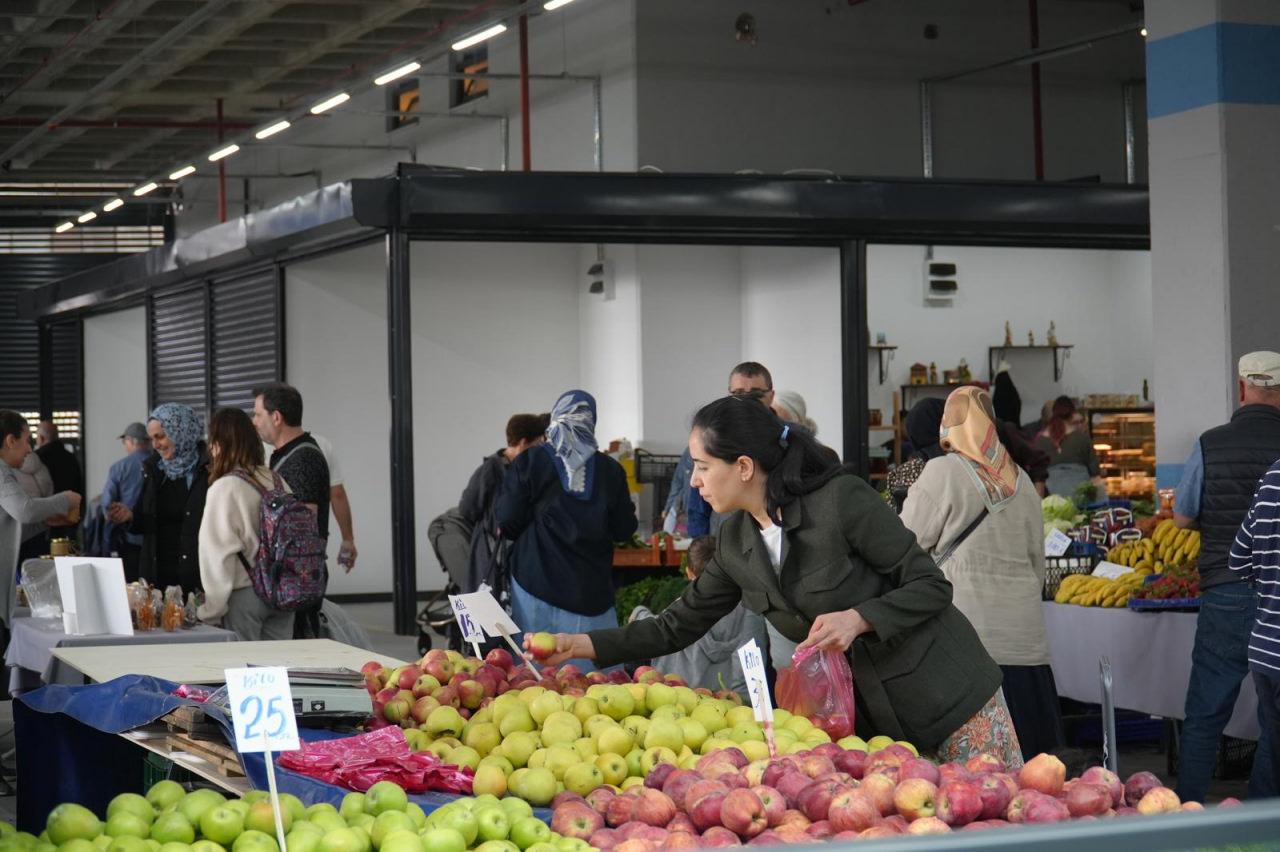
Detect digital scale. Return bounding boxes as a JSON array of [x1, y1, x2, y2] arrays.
[[240, 665, 372, 727]]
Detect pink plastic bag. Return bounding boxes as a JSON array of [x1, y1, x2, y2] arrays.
[[276, 726, 473, 795], [775, 646, 856, 740]]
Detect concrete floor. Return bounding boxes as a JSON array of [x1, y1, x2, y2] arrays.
[[0, 602, 1255, 823]]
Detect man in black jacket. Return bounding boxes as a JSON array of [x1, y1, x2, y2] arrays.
[[1174, 351, 1280, 803], [35, 421, 82, 541]]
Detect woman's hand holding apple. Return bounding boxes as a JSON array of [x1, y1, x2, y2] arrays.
[[522, 631, 595, 665]]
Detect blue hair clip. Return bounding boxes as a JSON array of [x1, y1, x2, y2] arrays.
[[779, 424, 790, 449]]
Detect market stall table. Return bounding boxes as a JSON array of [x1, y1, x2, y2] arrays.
[[4, 613, 238, 693], [51, 638, 399, 684], [1042, 601, 1260, 740]]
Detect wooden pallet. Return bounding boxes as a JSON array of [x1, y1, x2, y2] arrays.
[[165, 732, 244, 778], [161, 706, 222, 740]]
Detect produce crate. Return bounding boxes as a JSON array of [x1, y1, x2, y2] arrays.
[[613, 535, 678, 567], [1043, 542, 1103, 600], [143, 751, 171, 789], [1164, 720, 1259, 781], [634, 450, 683, 518]]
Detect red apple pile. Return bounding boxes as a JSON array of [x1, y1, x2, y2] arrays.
[[551, 745, 1238, 848], [362, 650, 744, 730]]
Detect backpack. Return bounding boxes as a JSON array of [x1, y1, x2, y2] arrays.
[[230, 469, 328, 611]]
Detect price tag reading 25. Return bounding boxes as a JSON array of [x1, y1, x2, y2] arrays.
[[225, 667, 300, 753]]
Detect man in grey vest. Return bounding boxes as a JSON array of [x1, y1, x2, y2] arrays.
[[1174, 352, 1280, 803]]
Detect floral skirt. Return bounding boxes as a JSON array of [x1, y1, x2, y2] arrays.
[[932, 688, 1025, 772]]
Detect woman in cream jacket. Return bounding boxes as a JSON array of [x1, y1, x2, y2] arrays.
[[198, 407, 294, 641]]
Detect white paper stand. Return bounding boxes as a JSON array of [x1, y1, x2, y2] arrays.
[[54, 557, 132, 636]]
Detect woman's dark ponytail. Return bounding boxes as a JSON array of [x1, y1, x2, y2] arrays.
[[692, 396, 845, 522]]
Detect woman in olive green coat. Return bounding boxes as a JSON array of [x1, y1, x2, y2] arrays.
[[530, 395, 1021, 765]]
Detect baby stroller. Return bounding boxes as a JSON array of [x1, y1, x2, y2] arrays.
[[420, 506, 511, 657]]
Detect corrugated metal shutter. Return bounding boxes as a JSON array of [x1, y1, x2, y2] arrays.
[[49, 320, 82, 411], [149, 285, 209, 422], [211, 271, 281, 411], [0, 254, 116, 411]]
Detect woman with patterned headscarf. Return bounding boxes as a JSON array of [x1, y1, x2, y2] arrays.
[[495, 390, 638, 668], [899, 386, 1063, 759], [106, 403, 211, 590]]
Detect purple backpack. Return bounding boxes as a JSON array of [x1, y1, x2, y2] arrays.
[[230, 469, 328, 611]]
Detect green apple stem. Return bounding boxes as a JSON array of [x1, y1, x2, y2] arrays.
[[498, 626, 540, 677], [260, 730, 289, 852]]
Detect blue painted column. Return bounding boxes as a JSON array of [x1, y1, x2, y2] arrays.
[[1147, 2, 1280, 489]]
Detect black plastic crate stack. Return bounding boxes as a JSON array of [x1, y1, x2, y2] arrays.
[[1043, 541, 1104, 600], [634, 449, 683, 517]]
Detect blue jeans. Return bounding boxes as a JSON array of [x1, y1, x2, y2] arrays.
[[1178, 583, 1276, 802], [509, 576, 620, 673], [1253, 669, 1280, 794]]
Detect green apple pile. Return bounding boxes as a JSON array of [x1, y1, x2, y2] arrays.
[[414, 677, 884, 810], [4, 779, 587, 852]]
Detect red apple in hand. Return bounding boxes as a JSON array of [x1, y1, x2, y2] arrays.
[[529, 632, 558, 661]]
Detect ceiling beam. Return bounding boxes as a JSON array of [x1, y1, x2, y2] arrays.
[[0, 0, 78, 69], [95, 0, 438, 173], [0, 0, 241, 168]]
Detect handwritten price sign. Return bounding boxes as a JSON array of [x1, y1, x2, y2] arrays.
[[225, 667, 300, 753], [448, 595, 485, 645], [736, 640, 774, 723]]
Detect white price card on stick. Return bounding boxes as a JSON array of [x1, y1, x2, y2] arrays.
[[459, 589, 520, 638], [448, 595, 486, 645], [1092, 561, 1135, 580], [736, 640, 773, 723], [1045, 528, 1073, 557], [225, 667, 300, 753]]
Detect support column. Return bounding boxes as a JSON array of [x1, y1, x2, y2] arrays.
[[1146, 1, 1280, 487], [387, 228, 417, 636], [840, 240, 869, 480]]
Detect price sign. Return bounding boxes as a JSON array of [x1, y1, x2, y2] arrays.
[[459, 590, 520, 638], [225, 667, 300, 754], [736, 640, 773, 723], [1092, 561, 1135, 580], [448, 595, 485, 645], [1045, 528, 1073, 557]]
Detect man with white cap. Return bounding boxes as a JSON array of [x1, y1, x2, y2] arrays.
[[1174, 351, 1280, 803]]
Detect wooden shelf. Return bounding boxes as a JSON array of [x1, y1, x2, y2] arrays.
[[869, 345, 897, 385], [989, 344, 1074, 382]]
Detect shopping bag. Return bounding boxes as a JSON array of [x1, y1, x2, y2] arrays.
[[775, 646, 855, 740]]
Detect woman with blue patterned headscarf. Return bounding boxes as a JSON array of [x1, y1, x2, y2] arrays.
[[105, 402, 211, 589], [495, 390, 638, 668]]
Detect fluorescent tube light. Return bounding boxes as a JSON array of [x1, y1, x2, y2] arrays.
[[76, 211, 97, 223], [208, 144, 240, 162], [55, 222, 74, 233], [255, 120, 291, 139], [374, 61, 421, 86], [102, 198, 124, 212], [452, 24, 507, 51], [310, 92, 350, 114], [133, 182, 158, 196], [168, 165, 196, 180], [544, 0, 577, 9]]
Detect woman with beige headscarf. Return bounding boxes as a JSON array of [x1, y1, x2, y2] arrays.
[[900, 386, 1064, 759]]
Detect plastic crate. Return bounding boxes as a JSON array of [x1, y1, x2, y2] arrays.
[[634, 449, 682, 484], [143, 751, 171, 788], [1043, 542, 1103, 600], [1164, 720, 1259, 780]]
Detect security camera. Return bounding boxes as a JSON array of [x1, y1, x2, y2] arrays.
[[735, 13, 757, 45]]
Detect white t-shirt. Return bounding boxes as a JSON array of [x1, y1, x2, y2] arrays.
[[757, 522, 798, 670], [312, 434, 343, 487]]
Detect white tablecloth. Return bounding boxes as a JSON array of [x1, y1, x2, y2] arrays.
[[1042, 602, 1260, 740]]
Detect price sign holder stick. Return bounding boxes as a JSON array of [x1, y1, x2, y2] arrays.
[[763, 721, 777, 758], [496, 625, 539, 677], [260, 729, 289, 852], [470, 640, 483, 659]]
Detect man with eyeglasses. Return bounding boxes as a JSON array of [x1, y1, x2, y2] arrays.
[[684, 362, 775, 537]]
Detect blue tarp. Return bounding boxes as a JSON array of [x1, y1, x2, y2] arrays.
[[15, 676, 534, 833]]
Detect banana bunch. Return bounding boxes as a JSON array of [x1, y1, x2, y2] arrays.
[[1151, 519, 1200, 567], [1105, 520, 1201, 572], [1055, 571, 1146, 607]]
